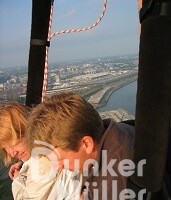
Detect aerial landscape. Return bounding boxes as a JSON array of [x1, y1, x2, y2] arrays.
[[0, 55, 138, 105]]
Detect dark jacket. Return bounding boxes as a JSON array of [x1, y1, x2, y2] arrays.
[[83, 118, 135, 200]]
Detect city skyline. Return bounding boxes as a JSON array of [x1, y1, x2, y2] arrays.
[[0, 0, 140, 69], [0, 55, 138, 104]]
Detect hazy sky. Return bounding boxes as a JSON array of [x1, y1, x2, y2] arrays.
[[0, 0, 139, 68]]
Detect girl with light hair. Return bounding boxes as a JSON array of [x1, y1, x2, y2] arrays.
[[0, 103, 82, 200]]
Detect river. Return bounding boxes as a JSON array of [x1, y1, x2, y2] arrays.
[[96, 81, 137, 115]]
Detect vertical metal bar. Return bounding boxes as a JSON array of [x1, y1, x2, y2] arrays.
[[26, 0, 52, 106]]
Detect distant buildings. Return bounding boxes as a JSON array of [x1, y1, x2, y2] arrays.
[[100, 108, 135, 122], [0, 55, 138, 103], [0, 83, 4, 90]]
